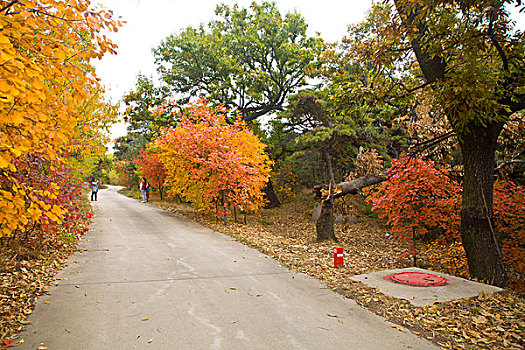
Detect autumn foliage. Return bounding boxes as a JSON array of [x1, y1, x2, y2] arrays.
[[494, 181, 525, 291], [368, 154, 461, 242], [134, 148, 167, 199], [155, 100, 272, 214], [368, 154, 524, 289], [0, 1, 121, 238], [271, 163, 300, 203]]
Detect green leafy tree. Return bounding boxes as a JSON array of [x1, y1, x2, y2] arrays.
[[153, 1, 324, 207], [113, 133, 148, 189], [153, 1, 324, 122], [277, 81, 408, 241], [123, 74, 178, 140]]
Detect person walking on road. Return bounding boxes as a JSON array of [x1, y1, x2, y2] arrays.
[[145, 180, 151, 202], [90, 178, 99, 201], [139, 177, 147, 203]]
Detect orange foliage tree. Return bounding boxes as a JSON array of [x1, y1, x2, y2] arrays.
[[0, 0, 122, 238], [155, 100, 272, 219], [368, 154, 461, 265], [134, 148, 167, 200], [494, 181, 525, 291]]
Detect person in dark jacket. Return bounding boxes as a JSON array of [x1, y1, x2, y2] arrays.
[[91, 178, 99, 201]]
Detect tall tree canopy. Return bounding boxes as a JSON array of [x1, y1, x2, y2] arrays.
[[339, 0, 525, 287], [122, 74, 178, 139], [0, 0, 121, 237], [152, 1, 324, 121]]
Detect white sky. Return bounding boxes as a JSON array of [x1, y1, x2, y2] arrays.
[[92, 0, 524, 143]]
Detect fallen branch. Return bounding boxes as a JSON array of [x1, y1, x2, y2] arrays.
[[313, 174, 387, 202]]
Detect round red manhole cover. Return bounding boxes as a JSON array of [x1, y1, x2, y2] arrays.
[[384, 271, 448, 287]]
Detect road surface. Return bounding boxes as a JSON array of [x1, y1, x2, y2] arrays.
[[19, 185, 436, 349]]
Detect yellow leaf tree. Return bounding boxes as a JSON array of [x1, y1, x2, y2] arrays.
[[0, 0, 122, 237]]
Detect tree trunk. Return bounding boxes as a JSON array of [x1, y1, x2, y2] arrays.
[[316, 197, 337, 241], [222, 190, 227, 226], [459, 123, 507, 287], [313, 174, 387, 202], [316, 148, 338, 242], [263, 179, 280, 209], [392, 0, 517, 288]]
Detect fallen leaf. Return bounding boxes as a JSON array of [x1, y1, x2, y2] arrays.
[[392, 325, 406, 332]]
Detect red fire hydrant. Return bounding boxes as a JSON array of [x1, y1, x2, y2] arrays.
[[334, 247, 344, 268]]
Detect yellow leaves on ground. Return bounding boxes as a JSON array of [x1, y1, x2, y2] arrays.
[[161, 194, 524, 350]]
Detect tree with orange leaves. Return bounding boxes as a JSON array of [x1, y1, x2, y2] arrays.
[[134, 148, 167, 200], [368, 154, 462, 266], [155, 100, 272, 222]]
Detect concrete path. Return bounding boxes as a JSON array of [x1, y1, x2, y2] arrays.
[[19, 186, 436, 349]]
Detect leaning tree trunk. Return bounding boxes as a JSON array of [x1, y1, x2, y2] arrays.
[[459, 122, 507, 287], [316, 148, 338, 242], [314, 174, 387, 242]]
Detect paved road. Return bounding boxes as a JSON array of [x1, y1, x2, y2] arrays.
[[19, 186, 436, 349]]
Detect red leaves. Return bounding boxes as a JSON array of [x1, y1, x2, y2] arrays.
[[2, 339, 14, 346], [494, 180, 525, 292], [368, 154, 461, 240], [368, 155, 524, 291], [7, 154, 89, 246], [134, 149, 167, 198], [367, 154, 461, 262]]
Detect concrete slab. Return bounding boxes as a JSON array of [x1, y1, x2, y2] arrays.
[[350, 267, 505, 307]]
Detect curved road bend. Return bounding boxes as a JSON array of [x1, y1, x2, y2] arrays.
[[19, 185, 436, 349]]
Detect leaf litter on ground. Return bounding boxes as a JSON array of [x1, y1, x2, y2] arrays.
[[156, 190, 524, 350]]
